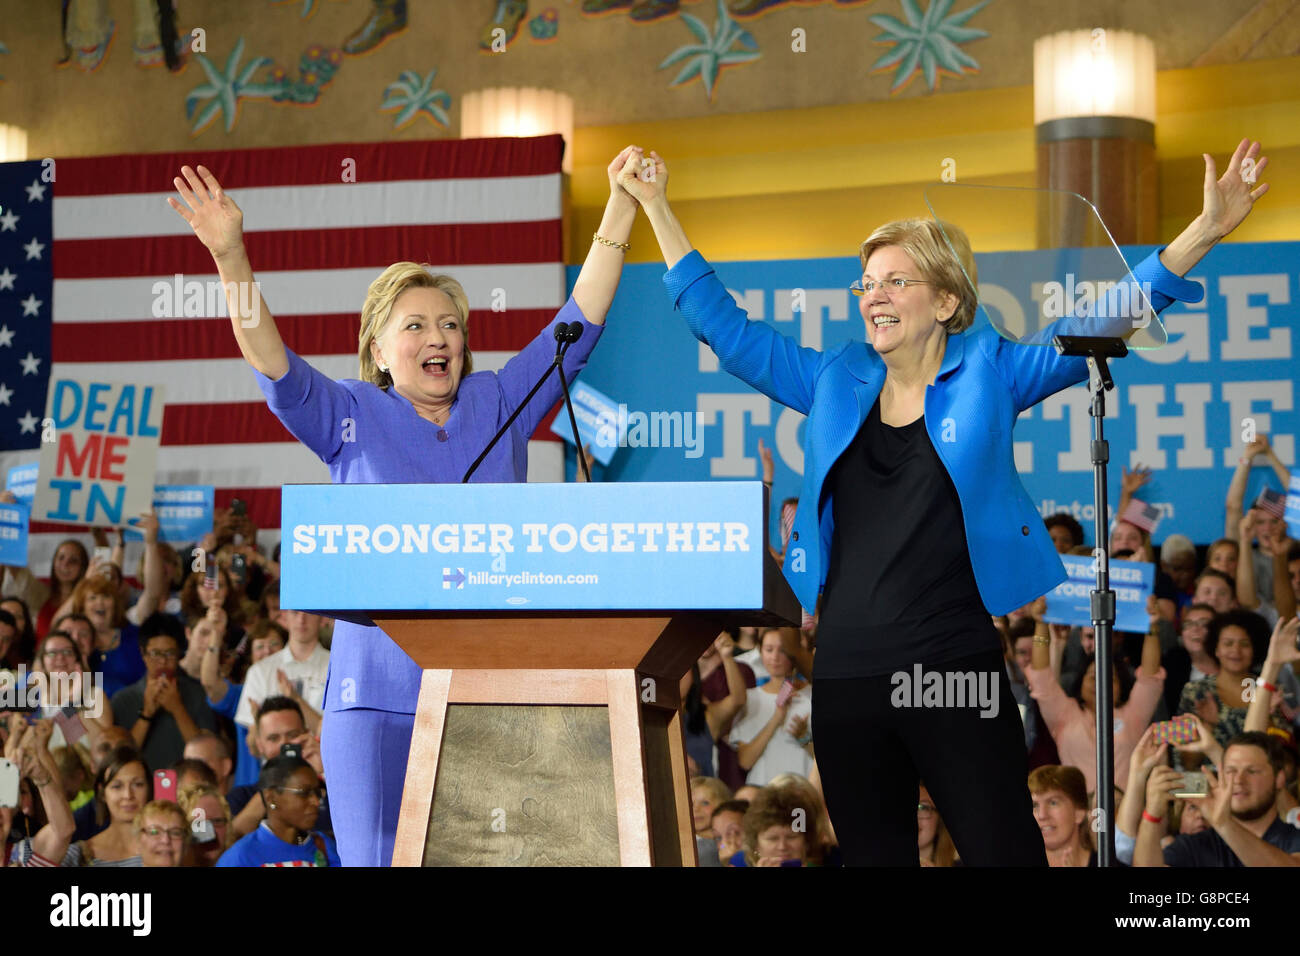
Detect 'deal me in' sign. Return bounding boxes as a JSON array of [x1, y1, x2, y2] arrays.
[[33, 377, 165, 527]]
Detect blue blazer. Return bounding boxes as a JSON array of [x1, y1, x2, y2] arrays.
[[664, 250, 1203, 616]]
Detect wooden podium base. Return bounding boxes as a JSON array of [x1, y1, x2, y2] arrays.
[[391, 669, 696, 867]]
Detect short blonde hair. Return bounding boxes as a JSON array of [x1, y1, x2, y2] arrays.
[[357, 262, 473, 387], [859, 219, 978, 335], [134, 799, 188, 837]]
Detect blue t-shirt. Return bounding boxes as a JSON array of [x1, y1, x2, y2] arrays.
[[216, 824, 340, 867], [97, 623, 145, 700]]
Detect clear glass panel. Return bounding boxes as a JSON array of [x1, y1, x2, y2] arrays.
[[923, 183, 1166, 349]]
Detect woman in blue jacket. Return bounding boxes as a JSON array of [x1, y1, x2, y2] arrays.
[[618, 140, 1269, 865]]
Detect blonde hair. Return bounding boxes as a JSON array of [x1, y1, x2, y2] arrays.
[[357, 262, 473, 387], [859, 219, 978, 335], [134, 799, 188, 836], [689, 776, 733, 810]]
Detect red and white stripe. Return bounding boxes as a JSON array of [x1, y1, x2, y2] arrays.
[[7, 136, 568, 568]]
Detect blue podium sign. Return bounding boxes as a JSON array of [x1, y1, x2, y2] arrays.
[[281, 482, 767, 613]]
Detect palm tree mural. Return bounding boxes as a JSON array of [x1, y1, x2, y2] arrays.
[[658, 0, 761, 101]]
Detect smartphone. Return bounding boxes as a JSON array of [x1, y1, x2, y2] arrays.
[[93, 545, 112, 565], [202, 553, 218, 591], [230, 498, 246, 517], [153, 769, 178, 803], [279, 742, 302, 761], [0, 758, 18, 809], [230, 553, 247, 590], [1173, 771, 1208, 799], [775, 678, 795, 708], [1152, 715, 1197, 745]]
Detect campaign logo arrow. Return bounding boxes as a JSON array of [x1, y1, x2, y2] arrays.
[[442, 568, 465, 589]]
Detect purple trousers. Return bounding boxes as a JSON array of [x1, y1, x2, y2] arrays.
[[320, 708, 415, 867]]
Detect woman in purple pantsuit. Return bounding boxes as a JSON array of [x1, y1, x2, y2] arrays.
[[168, 147, 644, 865]]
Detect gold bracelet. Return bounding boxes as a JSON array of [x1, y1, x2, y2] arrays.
[[592, 232, 630, 252], [1032, 637, 1050, 646]]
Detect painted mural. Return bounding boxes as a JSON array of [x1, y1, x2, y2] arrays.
[[0, 0, 1286, 155], [61, 0, 187, 72]]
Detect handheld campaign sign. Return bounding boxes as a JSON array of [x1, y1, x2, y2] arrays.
[[0, 501, 29, 567], [281, 482, 766, 615], [121, 486, 214, 544], [5, 464, 38, 505], [1043, 555, 1154, 633], [548, 381, 622, 467], [1286, 475, 1300, 540], [32, 378, 164, 527]]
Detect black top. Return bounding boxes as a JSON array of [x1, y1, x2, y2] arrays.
[[1163, 816, 1300, 866], [110, 672, 217, 773], [816, 400, 998, 679]]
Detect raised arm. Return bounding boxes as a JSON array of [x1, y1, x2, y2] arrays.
[[1235, 512, 1261, 609], [704, 637, 748, 740], [568, 147, 639, 327], [619, 150, 823, 416], [1226, 437, 1270, 539], [127, 512, 167, 622], [167, 165, 288, 379], [1246, 617, 1300, 733], [1158, 139, 1269, 278]]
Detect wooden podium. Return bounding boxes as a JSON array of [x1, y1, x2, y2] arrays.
[[280, 481, 801, 866]]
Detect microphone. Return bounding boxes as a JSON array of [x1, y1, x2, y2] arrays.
[[462, 321, 582, 483], [553, 324, 589, 482]]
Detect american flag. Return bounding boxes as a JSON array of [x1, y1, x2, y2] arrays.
[[1254, 486, 1286, 520], [1119, 498, 1162, 534], [0, 136, 568, 564]]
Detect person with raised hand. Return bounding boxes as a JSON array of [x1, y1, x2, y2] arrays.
[[1137, 731, 1300, 866], [618, 137, 1269, 865], [168, 149, 641, 866]]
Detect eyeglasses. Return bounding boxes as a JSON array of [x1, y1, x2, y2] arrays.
[[43, 648, 78, 659], [917, 802, 937, 814], [277, 786, 325, 800], [1181, 620, 1209, 631], [142, 826, 187, 840], [850, 277, 933, 297], [145, 649, 180, 661]]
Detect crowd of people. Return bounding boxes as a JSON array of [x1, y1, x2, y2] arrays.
[[679, 437, 1300, 866], [4, 431, 1295, 868], [1, 502, 338, 866]]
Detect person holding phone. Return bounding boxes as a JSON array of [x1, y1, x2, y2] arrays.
[[728, 628, 813, 786], [167, 146, 639, 866], [111, 615, 216, 772], [1136, 731, 1300, 866], [621, 139, 1269, 864]]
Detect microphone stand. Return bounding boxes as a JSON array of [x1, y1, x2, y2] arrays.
[[461, 323, 583, 483], [1052, 332, 1127, 867], [554, 325, 590, 483]]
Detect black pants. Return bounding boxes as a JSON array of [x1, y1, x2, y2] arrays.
[[813, 648, 1047, 866]]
